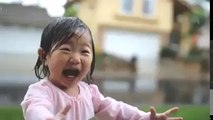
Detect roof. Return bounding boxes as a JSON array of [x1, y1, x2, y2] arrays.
[[0, 3, 56, 28]]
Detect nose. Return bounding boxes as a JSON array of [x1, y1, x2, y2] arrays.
[[68, 53, 80, 64]]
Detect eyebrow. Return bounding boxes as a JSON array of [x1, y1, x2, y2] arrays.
[[62, 41, 92, 49], [80, 43, 92, 49]]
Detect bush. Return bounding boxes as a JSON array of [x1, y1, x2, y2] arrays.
[[160, 46, 177, 59]]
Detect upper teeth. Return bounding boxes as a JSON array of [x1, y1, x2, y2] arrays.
[[67, 75, 75, 78]]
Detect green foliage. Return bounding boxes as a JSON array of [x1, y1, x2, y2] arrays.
[[184, 45, 204, 62], [64, 5, 78, 17], [182, 46, 209, 72], [189, 7, 207, 34], [160, 46, 177, 59], [188, 45, 202, 57]]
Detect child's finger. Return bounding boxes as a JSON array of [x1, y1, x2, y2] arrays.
[[167, 117, 183, 120], [60, 105, 71, 115], [56, 105, 71, 120], [150, 106, 156, 118], [164, 107, 179, 116]]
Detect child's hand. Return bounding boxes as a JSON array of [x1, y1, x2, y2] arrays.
[[47, 105, 71, 120], [150, 106, 183, 120]]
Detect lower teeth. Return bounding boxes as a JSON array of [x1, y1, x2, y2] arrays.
[[67, 75, 75, 78]]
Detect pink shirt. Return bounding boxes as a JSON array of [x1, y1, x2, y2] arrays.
[[21, 78, 150, 120]]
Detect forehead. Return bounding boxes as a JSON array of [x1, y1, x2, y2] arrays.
[[65, 28, 92, 45]]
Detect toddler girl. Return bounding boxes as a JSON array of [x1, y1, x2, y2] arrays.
[[21, 17, 182, 120]]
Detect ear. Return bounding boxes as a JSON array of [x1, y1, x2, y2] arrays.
[[38, 48, 47, 62]]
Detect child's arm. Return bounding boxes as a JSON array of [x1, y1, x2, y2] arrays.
[[21, 84, 55, 120], [90, 84, 182, 120], [90, 84, 150, 120]]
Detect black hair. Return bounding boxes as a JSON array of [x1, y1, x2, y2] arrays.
[[34, 17, 95, 84]]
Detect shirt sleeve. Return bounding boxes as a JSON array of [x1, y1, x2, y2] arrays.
[[21, 83, 55, 120], [90, 84, 150, 120]]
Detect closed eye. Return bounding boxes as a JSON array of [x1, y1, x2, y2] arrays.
[[60, 48, 71, 54], [81, 50, 90, 54], [61, 48, 71, 51]]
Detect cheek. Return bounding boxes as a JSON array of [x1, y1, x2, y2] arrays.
[[47, 55, 68, 72], [82, 57, 92, 71]]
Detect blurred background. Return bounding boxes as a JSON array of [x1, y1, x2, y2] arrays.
[[0, 0, 210, 119]]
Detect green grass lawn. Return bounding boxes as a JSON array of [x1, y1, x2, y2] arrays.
[[0, 104, 209, 120], [0, 106, 24, 120]]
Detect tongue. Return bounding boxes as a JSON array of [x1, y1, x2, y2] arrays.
[[62, 69, 79, 77]]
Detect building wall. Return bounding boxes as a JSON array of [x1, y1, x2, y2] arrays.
[[78, 0, 174, 52], [0, 25, 40, 84], [0, 3, 54, 84]]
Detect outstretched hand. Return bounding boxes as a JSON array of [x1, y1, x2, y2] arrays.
[[150, 106, 183, 120], [47, 105, 71, 120]]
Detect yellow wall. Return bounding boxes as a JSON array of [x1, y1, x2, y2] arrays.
[[78, 0, 174, 52]]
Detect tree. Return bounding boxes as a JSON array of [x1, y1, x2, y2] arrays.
[[188, 6, 207, 35], [64, 5, 78, 17], [63, 0, 81, 17]]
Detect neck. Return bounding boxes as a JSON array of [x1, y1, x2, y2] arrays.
[[48, 77, 80, 97], [64, 85, 80, 97]]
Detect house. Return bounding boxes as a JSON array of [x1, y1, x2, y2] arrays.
[[68, 1, 190, 78], [67, 0, 193, 70], [65, 0, 210, 104], [74, 0, 174, 88]]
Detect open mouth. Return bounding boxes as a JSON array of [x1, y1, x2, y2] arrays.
[[62, 69, 80, 78]]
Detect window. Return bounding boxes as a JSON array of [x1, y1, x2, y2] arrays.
[[120, 0, 133, 14], [142, 0, 156, 16]]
